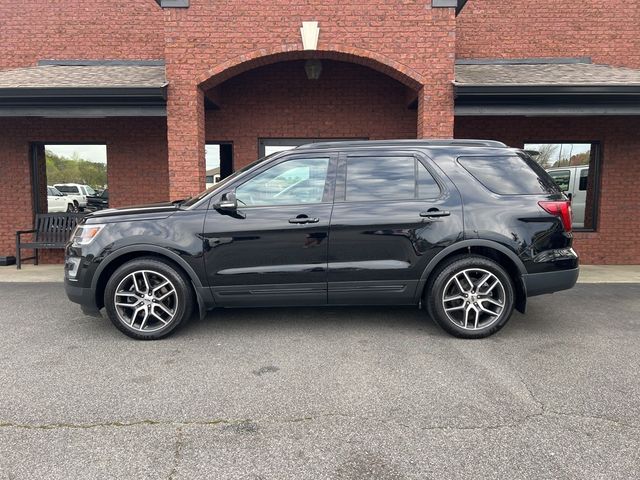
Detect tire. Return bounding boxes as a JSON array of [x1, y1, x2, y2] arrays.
[[425, 255, 515, 339], [104, 257, 194, 340], [66, 203, 74, 212]]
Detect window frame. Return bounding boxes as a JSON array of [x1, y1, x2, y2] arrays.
[[523, 140, 602, 232], [334, 150, 445, 204]]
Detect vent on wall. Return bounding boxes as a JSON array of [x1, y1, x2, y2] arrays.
[[155, 0, 189, 7], [432, 0, 468, 15]]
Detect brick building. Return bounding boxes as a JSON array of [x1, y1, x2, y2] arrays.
[[0, 0, 639, 264]]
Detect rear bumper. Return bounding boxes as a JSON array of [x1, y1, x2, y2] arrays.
[[523, 267, 579, 297], [65, 280, 101, 316]]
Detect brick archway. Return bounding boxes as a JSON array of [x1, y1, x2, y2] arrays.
[[198, 45, 425, 92]]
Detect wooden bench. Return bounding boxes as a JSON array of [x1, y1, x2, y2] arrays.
[[15, 213, 85, 269]]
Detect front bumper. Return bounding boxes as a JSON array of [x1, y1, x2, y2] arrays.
[[65, 280, 101, 316], [522, 267, 579, 297]]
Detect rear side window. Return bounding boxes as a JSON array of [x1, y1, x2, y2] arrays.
[[458, 155, 559, 195], [56, 185, 79, 194], [579, 168, 589, 191], [345, 156, 441, 201], [548, 170, 571, 192]]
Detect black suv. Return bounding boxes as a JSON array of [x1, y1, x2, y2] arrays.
[[65, 140, 579, 340]]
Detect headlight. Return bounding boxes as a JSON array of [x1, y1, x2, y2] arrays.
[[71, 224, 106, 246]]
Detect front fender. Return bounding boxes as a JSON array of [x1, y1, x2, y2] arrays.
[[92, 244, 214, 318]]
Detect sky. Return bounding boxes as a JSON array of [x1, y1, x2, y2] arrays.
[[46, 144, 107, 164]]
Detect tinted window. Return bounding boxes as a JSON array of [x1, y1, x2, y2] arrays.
[[236, 157, 329, 206], [346, 156, 415, 201], [458, 155, 559, 195], [418, 161, 441, 198], [56, 185, 79, 194], [579, 168, 589, 191], [548, 170, 571, 192]]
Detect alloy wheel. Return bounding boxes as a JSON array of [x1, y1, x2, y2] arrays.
[[441, 268, 505, 330], [113, 270, 179, 332]]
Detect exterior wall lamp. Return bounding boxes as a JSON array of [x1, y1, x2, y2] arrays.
[[304, 59, 323, 80]]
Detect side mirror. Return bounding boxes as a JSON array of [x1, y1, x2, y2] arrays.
[[216, 191, 238, 211]]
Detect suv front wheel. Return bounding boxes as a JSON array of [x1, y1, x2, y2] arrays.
[[426, 255, 515, 338], [104, 258, 193, 340]]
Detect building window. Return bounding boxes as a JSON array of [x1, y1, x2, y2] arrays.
[[35, 144, 108, 214], [258, 138, 367, 158], [205, 143, 233, 188], [524, 142, 600, 231]]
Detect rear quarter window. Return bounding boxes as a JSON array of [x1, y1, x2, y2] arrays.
[[458, 155, 559, 195]]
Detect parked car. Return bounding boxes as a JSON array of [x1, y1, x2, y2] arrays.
[[546, 166, 589, 228], [47, 185, 75, 212], [53, 183, 96, 211], [87, 189, 109, 211], [65, 140, 579, 340]]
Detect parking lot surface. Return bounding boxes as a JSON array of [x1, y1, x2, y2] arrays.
[[0, 283, 639, 479]]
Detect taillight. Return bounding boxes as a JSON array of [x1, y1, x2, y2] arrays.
[[538, 200, 573, 233]]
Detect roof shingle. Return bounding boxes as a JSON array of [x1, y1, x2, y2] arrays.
[[455, 62, 640, 87], [0, 65, 166, 89]]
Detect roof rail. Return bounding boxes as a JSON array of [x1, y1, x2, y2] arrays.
[[296, 139, 508, 150]]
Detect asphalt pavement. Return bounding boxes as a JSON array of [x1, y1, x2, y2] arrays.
[[0, 282, 638, 479]]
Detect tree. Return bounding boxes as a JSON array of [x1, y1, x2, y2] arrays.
[[45, 150, 107, 189], [530, 144, 558, 168]]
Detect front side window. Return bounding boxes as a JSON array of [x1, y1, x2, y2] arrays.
[[236, 157, 330, 206]]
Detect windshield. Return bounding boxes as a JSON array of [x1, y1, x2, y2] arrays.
[[182, 153, 277, 207], [85, 186, 96, 196]]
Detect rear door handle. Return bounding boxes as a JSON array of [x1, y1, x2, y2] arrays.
[[288, 216, 319, 224], [420, 210, 450, 218]]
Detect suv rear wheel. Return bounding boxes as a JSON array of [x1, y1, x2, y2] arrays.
[[104, 258, 193, 340], [426, 255, 515, 338]]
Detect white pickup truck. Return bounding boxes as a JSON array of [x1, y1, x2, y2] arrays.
[[47, 186, 75, 212], [546, 166, 589, 228], [53, 183, 96, 212]]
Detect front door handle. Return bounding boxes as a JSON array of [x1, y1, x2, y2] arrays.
[[420, 209, 450, 218], [288, 216, 319, 224]]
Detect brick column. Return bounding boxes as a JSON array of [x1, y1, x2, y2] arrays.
[[417, 6, 456, 139], [166, 83, 205, 200], [417, 80, 455, 139]]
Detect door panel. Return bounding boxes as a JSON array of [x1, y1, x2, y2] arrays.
[[328, 152, 463, 305], [571, 167, 588, 228], [203, 154, 337, 307]]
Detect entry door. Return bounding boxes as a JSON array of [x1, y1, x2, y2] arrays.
[[327, 152, 463, 305], [203, 154, 337, 306]]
